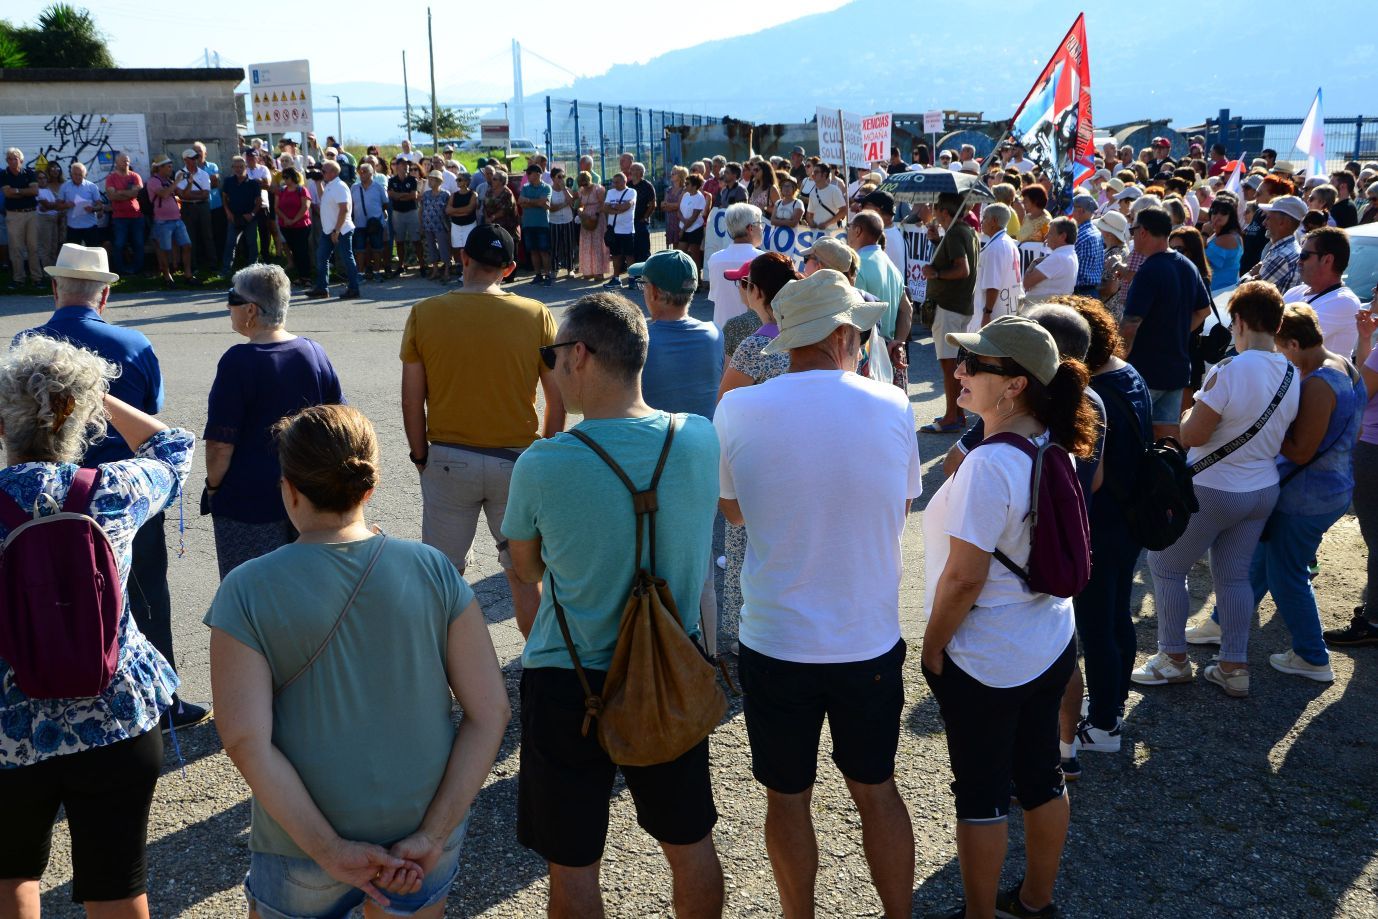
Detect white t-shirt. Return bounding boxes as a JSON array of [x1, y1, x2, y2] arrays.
[[1023, 244, 1078, 303], [398, 149, 423, 164], [246, 163, 272, 207], [439, 171, 459, 195], [175, 168, 211, 197], [317, 177, 354, 235], [1283, 283, 1363, 358], [882, 225, 905, 276], [716, 370, 923, 663], [36, 187, 58, 219], [679, 191, 708, 233], [971, 230, 1023, 329], [1010, 157, 1035, 174], [604, 186, 636, 234], [922, 435, 1076, 688], [707, 242, 764, 328], [1189, 349, 1300, 492], [806, 182, 847, 228]]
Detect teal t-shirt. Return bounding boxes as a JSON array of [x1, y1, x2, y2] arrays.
[[855, 245, 906, 338], [520, 181, 551, 228], [503, 412, 719, 671], [204, 535, 476, 858]]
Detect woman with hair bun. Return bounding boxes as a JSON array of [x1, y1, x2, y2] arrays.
[[208, 403, 510, 919]]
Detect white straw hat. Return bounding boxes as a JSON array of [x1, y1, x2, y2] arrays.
[[44, 243, 118, 284]]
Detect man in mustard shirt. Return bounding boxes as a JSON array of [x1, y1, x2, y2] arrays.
[[401, 224, 566, 628]]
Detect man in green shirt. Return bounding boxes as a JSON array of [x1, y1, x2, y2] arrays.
[[920, 193, 979, 433]]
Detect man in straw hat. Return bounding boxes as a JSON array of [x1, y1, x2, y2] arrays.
[[15, 244, 211, 731], [715, 268, 922, 919]]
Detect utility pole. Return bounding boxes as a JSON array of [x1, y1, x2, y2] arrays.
[[403, 50, 412, 143], [427, 8, 440, 153], [330, 95, 342, 145]]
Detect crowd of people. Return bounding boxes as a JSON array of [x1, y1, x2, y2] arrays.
[[0, 125, 1376, 919]]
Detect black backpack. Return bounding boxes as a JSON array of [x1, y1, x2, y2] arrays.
[[1101, 387, 1198, 551]]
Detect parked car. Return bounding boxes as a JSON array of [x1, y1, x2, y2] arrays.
[[507, 139, 538, 155]]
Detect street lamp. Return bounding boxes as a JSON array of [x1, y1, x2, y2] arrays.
[[329, 95, 342, 145]]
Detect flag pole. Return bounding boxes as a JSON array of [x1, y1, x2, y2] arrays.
[[981, 13, 1088, 176]]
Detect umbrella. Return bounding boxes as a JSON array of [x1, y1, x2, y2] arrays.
[[876, 167, 996, 206]]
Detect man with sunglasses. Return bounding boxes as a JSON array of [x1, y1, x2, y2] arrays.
[[401, 224, 564, 635], [1282, 226, 1361, 358]]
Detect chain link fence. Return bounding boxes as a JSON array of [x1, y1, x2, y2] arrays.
[[1206, 110, 1378, 175], [518, 98, 719, 183]]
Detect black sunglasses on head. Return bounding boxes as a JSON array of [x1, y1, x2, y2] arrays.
[[227, 288, 248, 307], [539, 340, 596, 370], [956, 347, 1012, 377]]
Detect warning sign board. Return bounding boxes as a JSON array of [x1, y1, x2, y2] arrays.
[[249, 60, 313, 132]]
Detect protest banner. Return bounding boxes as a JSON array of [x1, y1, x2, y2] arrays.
[[901, 223, 938, 303], [860, 113, 892, 165], [703, 206, 845, 267], [1019, 240, 1052, 275], [816, 107, 864, 170]]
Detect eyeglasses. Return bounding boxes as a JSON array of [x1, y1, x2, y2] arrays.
[[957, 347, 1012, 377], [736, 277, 755, 291], [1299, 249, 1320, 261], [539, 340, 597, 370], [227, 288, 249, 308]]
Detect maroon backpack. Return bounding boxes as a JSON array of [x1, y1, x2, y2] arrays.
[[977, 433, 1092, 599], [0, 468, 123, 699]]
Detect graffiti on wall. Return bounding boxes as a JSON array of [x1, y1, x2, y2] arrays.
[[0, 114, 149, 181]]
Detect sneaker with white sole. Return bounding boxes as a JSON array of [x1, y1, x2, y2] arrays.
[[1185, 618, 1222, 645], [1074, 717, 1122, 753], [1268, 650, 1334, 683], [1203, 663, 1249, 698], [1130, 652, 1195, 686]]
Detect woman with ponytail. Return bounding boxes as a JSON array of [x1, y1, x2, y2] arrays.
[[921, 315, 1092, 919], [208, 404, 510, 919]]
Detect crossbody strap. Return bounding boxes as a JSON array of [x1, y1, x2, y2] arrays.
[[1190, 363, 1294, 476], [978, 433, 1042, 586], [1277, 361, 1360, 488], [274, 534, 387, 699]]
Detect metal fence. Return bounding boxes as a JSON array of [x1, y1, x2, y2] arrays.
[[517, 98, 719, 182], [1205, 109, 1378, 174]]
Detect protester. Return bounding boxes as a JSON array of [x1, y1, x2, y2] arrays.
[[1136, 281, 1300, 699], [1328, 305, 1378, 647], [805, 163, 846, 230], [717, 162, 748, 209], [576, 171, 609, 281], [707, 202, 765, 329], [920, 193, 980, 433], [548, 165, 578, 279], [637, 249, 721, 424], [678, 173, 709, 271], [55, 161, 104, 250], [1022, 216, 1079, 305], [208, 402, 508, 919], [516, 163, 553, 286], [416, 172, 450, 283], [628, 162, 657, 274], [32, 168, 61, 270], [1069, 194, 1105, 296], [922, 315, 1093, 919], [716, 269, 920, 919], [971, 203, 1022, 330], [305, 159, 363, 301], [1017, 185, 1051, 243], [1094, 210, 1129, 304], [276, 167, 313, 287], [445, 172, 479, 273], [350, 164, 389, 281], [849, 211, 912, 384], [206, 265, 344, 577], [602, 172, 637, 288], [400, 224, 563, 636], [146, 156, 194, 287], [174, 148, 216, 270], [1281, 227, 1362, 358], [1121, 207, 1212, 438], [221, 155, 263, 278], [483, 168, 519, 246], [1204, 198, 1244, 290], [104, 152, 146, 279], [502, 293, 724, 917], [747, 161, 779, 215], [1250, 194, 1305, 293], [0, 332, 192, 918]]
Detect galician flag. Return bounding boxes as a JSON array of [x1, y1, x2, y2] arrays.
[[1295, 88, 1325, 177]]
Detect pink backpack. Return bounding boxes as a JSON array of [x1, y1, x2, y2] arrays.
[[0, 468, 123, 699]]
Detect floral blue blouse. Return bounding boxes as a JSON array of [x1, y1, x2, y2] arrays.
[[0, 428, 194, 768]]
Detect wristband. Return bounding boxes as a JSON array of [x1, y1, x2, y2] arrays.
[[410, 450, 428, 467]]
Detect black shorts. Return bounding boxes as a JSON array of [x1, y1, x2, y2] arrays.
[[738, 639, 906, 794], [633, 223, 651, 261], [608, 232, 636, 258], [0, 729, 164, 902], [922, 639, 1076, 822], [681, 227, 705, 245], [517, 667, 718, 867]]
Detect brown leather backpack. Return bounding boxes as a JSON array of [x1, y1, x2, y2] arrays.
[[550, 415, 727, 766]]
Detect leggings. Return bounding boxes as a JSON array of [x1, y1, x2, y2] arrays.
[[1352, 440, 1378, 620], [1147, 482, 1278, 664]]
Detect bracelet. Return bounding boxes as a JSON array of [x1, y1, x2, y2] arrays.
[[409, 450, 428, 467], [205, 476, 219, 494]]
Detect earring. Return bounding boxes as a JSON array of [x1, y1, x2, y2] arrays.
[[996, 394, 1014, 418]]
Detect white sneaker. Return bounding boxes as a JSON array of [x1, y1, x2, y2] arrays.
[[1185, 618, 1222, 646], [1268, 650, 1335, 683], [1203, 663, 1249, 698], [1075, 717, 1122, 753], [1131, 652, 1195, 686]]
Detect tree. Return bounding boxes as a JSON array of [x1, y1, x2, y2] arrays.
[[400, 106, 477, 141], [1, 4, 114, 69]]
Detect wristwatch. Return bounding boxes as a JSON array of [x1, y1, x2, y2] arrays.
[[409, 450, 428, 468]]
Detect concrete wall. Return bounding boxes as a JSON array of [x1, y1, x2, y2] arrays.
[[0, 70, 242, 171]]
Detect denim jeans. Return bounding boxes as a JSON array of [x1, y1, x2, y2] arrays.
[[222, 214, 259, 276], [112, 216, 145, 275], [315, 229, 361, 293], [1073, 512, 1142, 730]]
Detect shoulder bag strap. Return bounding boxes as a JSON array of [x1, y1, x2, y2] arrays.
[[0, 485, 28, 531], [973, 433, 1038, 586], [274, 534, 387, 699], [1190, 363, 1295, 476], [1278, 363, 1358, 488], [547, 578, 603, 736], [62, 467, 101, 513]]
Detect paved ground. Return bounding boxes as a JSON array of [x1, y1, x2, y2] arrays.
[[1, 276, 1375, 918]]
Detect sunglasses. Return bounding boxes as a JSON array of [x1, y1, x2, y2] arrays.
[[227, 288, 248, 308], [539, 340, 597, 370], [1299, 250, 1320, 261], [736, 277, 755, 291], [956, 347, 1012, 377]]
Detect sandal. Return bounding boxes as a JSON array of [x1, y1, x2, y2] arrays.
[[919, 420, 965, 434]]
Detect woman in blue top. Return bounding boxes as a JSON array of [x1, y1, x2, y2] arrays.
[[1204, 198, 1243, 291], [1187, 304, 1363, 683], [209, 404, 508, 919], [0, 334, 194, 917], [205, 263, 343, 579]]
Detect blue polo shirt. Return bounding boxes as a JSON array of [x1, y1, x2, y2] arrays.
[[17, 305, 164, 466]]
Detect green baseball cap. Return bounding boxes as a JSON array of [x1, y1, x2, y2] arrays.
[[628, 249, 698, 294]]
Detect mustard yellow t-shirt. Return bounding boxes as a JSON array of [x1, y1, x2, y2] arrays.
[[400, 291, 557, 448]]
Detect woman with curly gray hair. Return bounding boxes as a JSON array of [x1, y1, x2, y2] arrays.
[[204, 263, 345, 578], [0, 334, 194, 918]]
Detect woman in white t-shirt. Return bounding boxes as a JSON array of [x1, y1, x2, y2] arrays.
[[921, 315, 1096, 919], [676, 173, 709, 270], [1136, 281, 1300, 699], [1021, 216, 1078, 305]]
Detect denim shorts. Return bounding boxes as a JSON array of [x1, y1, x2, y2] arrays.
[[522, 225, 551, 251], [1146, 387, 1185, 425], [152, 218, 190, 251], [244, 819, 468, 919]]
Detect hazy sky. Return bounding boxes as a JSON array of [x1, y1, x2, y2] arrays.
[[84, 0, 852, 98]]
